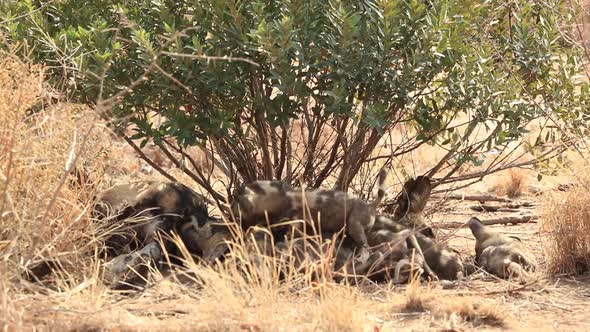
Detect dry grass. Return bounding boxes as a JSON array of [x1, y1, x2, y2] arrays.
[[490, 169, 529, 198], [402, 269, 428, 313], [0, 53, 110, 284], [541, 169, 590, 275], [434, 297, 507, 328]]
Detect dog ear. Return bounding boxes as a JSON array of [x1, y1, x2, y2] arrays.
[[410, 176, 431, 202], [421, 226, 436, 239]]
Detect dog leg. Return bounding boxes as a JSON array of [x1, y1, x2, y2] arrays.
[[347, 219, 371, 263], [351, 251, 384, 276], [406, 234, 437, 280]]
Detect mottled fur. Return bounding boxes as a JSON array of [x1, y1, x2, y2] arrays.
[[415, 234, 464, 280], [468, 217, 536, 279], [94, 181, 209, 258], [180, 217, 233, 263], [231, 170, 388, 258], [370, 215, 464, 281], [392, 176, 435, 238], [365, 228, 427, 283], [230, 180, 294, 229], [24, 181, 210, 290]]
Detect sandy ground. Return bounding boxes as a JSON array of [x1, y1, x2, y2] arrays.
[[7, 189, 590, 332]]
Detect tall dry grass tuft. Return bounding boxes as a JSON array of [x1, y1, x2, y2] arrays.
[[160, 226, 374, 331], [402, 265, 427, 313], [491, 169, 529, 198], [541, 170, 590, 275], [0, 53, 109, 297]]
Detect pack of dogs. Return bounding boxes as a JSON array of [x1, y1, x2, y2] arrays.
[[23, 171, 537, 291]]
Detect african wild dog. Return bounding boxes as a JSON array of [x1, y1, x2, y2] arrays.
[[230, 170, 388, 262], [96, 181, 213, 288], [391, 175, 435, 238], [414, 234, 464, 280], [24, 181, 211, 289], [370, 215, 464, 281], [230, 180, 294, 230], [468, 217, 536, 279], [366, 173, 465, 281], [93, 181, 209, 253], [362, 228, 427, 283]]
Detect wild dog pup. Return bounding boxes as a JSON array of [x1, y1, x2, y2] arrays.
[[468, 217, 536, 279], [231, 170, 388, 262], [414, 234, 464, 280], [95, 181, 210, 288], [365, 228, 427, 283], [24, 181, 210, 290], [372, 215, 463, 280], [94, 181, 209, 256]]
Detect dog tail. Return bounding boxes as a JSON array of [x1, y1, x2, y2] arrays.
[[370, 169, 388, 209]]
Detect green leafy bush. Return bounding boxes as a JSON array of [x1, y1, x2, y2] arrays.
[[2, 0, 588, 198]]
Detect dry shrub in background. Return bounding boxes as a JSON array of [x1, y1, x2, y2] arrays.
[[542, 170, 590, 274], [0, 54, 107, 285], [491, 169, 529, 198]]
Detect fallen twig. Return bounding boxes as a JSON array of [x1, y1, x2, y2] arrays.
[[469, 202, 538, 212], [438, 215, 538, 228], [483, 279, 539, 295], [433, 193, 513, 203], [470, 206, 521, 213]]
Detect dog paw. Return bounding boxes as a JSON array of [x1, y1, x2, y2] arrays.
[[356, 246, 371, 264]]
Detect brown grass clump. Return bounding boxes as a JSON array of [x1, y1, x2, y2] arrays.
[[435, 297, 507, 328], [402, 269, 427, 313], [541, 172, 590, 275], [491, 168, 529, 198], [0, 53, 110, 290]]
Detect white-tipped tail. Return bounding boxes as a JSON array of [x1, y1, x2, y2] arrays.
[[371, 169, 388, 209]]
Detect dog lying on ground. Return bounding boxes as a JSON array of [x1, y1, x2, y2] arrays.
[[263, 175, 447, 283], [369, 174, 464, 281], [94, 181, 209, 253], [468, 217, 536, 279], [362, 228, 426, 283], [96, 181, 216, 288], [24, 181, 212, 290], [414, 233, 464, 280], [230, 170, 388, 262], [371, 215, 464, 281]]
